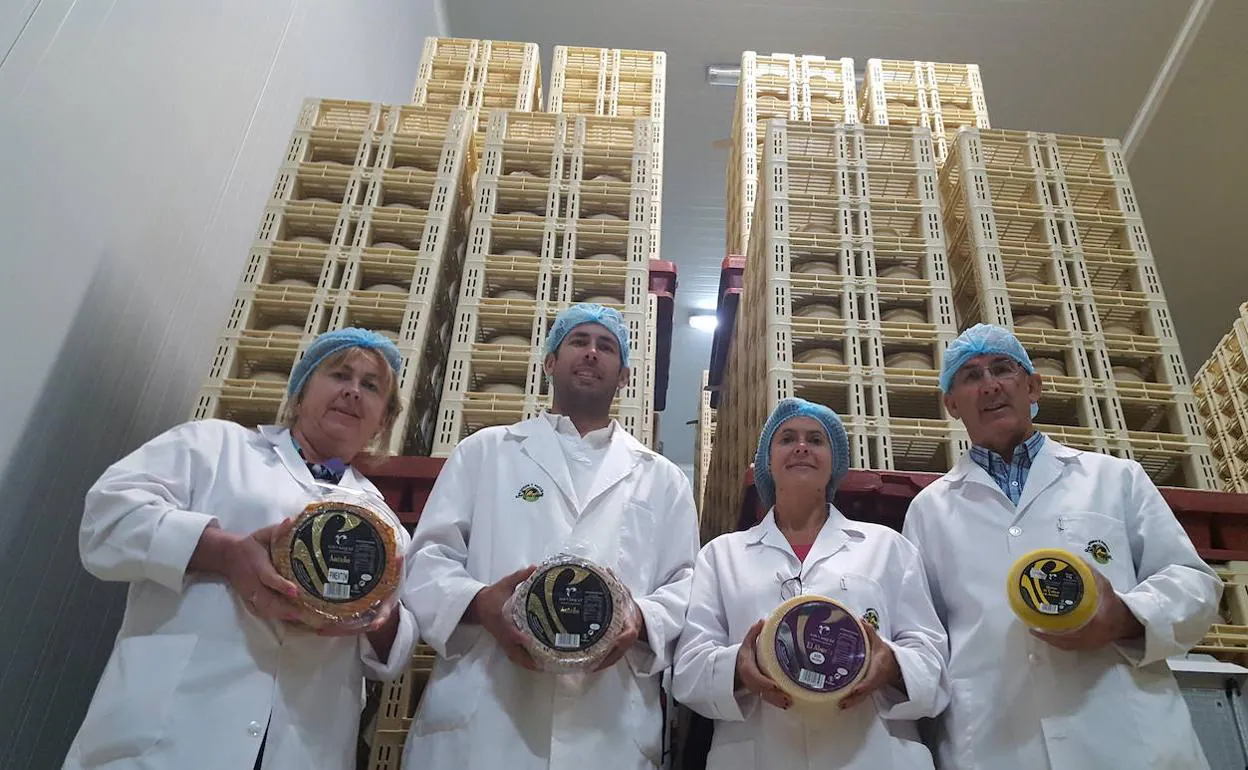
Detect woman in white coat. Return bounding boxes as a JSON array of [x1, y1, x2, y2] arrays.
[[63, 328, 418, 770], [673, 398, 949, 769]]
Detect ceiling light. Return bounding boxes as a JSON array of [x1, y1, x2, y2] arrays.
[[706, 64, 740, 87], [689, 313, 718, 332]]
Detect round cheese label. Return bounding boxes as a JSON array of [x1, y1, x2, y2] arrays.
[[770, 599, 867, 694], [523, 564, 615, 653], [1015, 555, 1085, 617], [287, 506, 387, 604]]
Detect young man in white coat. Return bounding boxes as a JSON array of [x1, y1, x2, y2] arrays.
[[403, 302, 700, 770], [902, 323, 1221, 770]]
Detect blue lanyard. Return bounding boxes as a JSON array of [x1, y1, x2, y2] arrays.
[[290, 435, 347, 484]]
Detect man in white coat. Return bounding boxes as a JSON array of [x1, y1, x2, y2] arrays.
[[902, 323, 1221, 770], [403, 302, 700, 770]]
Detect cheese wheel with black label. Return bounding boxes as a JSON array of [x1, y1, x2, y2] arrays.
[[508, 554, 630, 672], [758, 595, 870, 708], [1007, 548, 1100, 633], [271, 497, 403, 630]]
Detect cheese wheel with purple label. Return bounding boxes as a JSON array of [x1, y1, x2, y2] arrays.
[[758, 595, 870, 707]]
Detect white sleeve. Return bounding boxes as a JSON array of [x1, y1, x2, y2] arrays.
[[672, 542, 752, 722], [873, 539, 950, 721], [80, 421, 221, 593], [628, 466, 700, 677], [360, 516, 419, 680], [1115, 463, 1222, 666], [403, 438, 488, 658]]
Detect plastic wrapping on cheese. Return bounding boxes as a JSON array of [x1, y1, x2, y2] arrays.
[[758, 595, 870, 707], [271, 489, 403, 631], [1007, 548, 1100, 633], [507, 554, 631, 673]]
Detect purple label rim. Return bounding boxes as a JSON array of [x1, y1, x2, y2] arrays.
[[771, 598, 868, 694]]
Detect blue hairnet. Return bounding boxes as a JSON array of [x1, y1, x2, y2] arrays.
[[939, 323, 1037, 393], [754, 397, 851, 510], [545, 303, 631, 367], [287, 328, 402, 398], [940, 323, 1041, 419]]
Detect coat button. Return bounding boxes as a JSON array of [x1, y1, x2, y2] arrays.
[[1029, 653, 1038, 664], [248, 721, 262, 737], [1008, 526, 1022, 537]]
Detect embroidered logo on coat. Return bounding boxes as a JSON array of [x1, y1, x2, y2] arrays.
[[1085, 539, 1112, 565], [516, 484, 545, 503], [863, 608, 881, 631]]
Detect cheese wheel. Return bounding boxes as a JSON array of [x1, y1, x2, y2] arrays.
[[301, 197, 335, 204], [291, 235, 328, 245], [585, 295, 622, 305], [272, 498, 403, 630], [513, 210, 543, 218], [885, 352, 934, 370], [582, 252, 625, 262], [385, 202, 418, 210], [800, 224, 832, 234], [275, 278, 314, 288], [882, 308, 925, 323], [1032, 357, 1067, 377], [251, 371, 288, 383], [502, 248, 537, 257], [378, 330, 400, 342], [481, 382, 524, 394], [488, 334, 530, 346], [795, 261, 838, 275], [364, 283, 406, 294], [588, 213, 623, 221], [1104, 322, 1138, 336], [1014, 314, 1056, 329], [796, 303, 841, 319], [509, 555, 630, 672], [1009, 271, 1045, 285], [797, 347, 844, 365], [373, 241, 410, 250], [268, 323, 304, 334], [758, 595, 870, 707], [496, 289, 535, 300], [1006, 548, 1099, 633], [592, 173, 622, 182], [1112, 365, 1146, 383], [879, 265, 922, 280], [509, 169, 535, 177], [392, 164, 424, 173]]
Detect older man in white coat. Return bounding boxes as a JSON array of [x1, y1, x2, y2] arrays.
[[403, 303, 700, 770], [902, 324, 1221, 770]]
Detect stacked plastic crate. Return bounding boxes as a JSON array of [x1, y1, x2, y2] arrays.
[[860, 58, 990, 165], [1194, 304, 1248, 492], [431, 111, 661, 455], [694, 370, 716, 528], [706, 120, 967, 533], [366, 644, 437, 770], [192, 99, 474, 455], [726, 52, 857, 256], [410, 36, 542, 147], [941, 128, 1218, 490]]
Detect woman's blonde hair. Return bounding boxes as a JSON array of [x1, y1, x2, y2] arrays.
[[280, 346, 404, 464]]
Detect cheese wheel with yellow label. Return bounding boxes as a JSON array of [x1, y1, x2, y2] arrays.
[[758, 595, 870, 708], [508, 554, 630, 673], [271, 497, 403, 630], [1006, 548, 1100, 633]]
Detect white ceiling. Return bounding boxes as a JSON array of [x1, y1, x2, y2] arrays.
[[448, 0, 1233, 466]]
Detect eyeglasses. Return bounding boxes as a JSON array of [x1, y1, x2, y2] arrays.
[[953, 358, 1024, 388], [779, 574, 803, 601]]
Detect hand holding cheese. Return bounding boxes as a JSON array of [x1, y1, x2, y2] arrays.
[[469, 565, 540, 672], [1030, 564, 1144, 651], [735, 619, 793, 710], [836, 621, 904, 711], [197, 518, 303, 623]]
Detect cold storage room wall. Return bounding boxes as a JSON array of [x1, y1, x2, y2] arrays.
[[0, 2, 446, 766]]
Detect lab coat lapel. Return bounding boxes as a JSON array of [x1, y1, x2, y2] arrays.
[[945, 451, 1014, 506], [259, 425, 320, 493], [1014, 439, 1077, 520], [513, 418, 581, 512], [801, 505, 852, 575], [580, 427, 643, 513]]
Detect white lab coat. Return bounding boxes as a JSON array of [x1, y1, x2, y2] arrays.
[[402, 415, 700, 770], [64, 420, 417, 770], [902, 438, 1221, 770], [673, 507, 949, 769]]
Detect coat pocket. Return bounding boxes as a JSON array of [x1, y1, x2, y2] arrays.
[[76, 634, 197, 767], [617, 500, 658, 587], [412, 633, 489, 735]]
